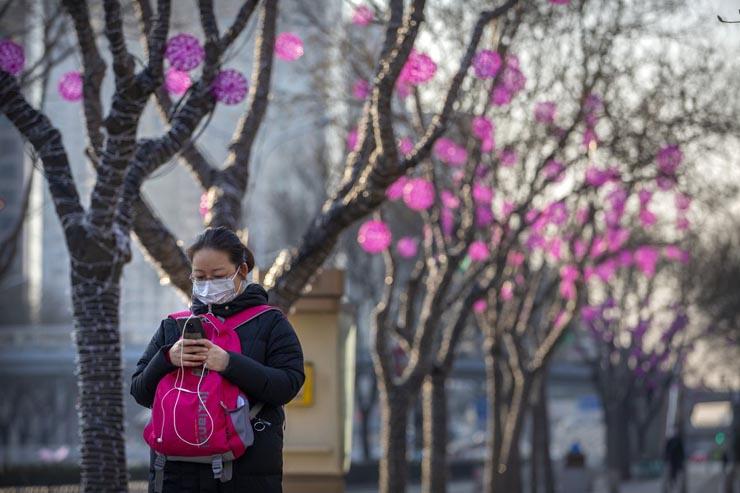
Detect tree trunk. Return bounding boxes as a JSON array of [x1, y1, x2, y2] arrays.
[[379, 386, 411, 493], [422, 369, 448, 493], [604, 399, 632, 493], [483, 339, 502, 492], [71, 265, 128, 492], [531, 373, 555, 493]]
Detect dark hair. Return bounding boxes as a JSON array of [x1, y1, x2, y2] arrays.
[[187, 226, 255, 272]]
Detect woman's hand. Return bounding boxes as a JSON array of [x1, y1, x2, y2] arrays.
[[168, 339, 209, 367], [196, 339, 230, 372]]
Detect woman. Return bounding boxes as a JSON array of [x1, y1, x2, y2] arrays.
[[131, 226, 305, 493]]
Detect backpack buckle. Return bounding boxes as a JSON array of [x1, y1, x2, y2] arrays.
[[211, 455, 223, 479]]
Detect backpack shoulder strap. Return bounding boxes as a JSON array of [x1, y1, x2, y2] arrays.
[[249, 401, 265, 419], [222, 304, 280, 331], [167, 309, 193, 319]]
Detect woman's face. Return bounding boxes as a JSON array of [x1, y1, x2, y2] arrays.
[[191, 248, 246, 291]]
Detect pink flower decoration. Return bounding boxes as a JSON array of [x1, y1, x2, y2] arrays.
[[657, 176, 676, 191], [473, 50, 502, 79], [403, 177, 435, 211], [212, 69, 248, 105], [352, 5, 374, 26], [501, 56, 526, 92], [491, 86, 512, 106], [559, 265, 579, 300], [595, 259, 617, 282], [347, 128, 359, 151], [501, 200, 516, 217], [639, 208, 657, 228], [275, 32, 304, 61], [473, 183, 494, 205], [58, 71, 83, 101], [547, 237, 563, 260], [199, 193, 210, 218], [475, 206, 494, 227], [473, 116, 494, 141], [675, 193, 691, 211], [534, 101, 557, 124], [634, 246, 660, 277], [657, 144, 682, 175], [544, 159, 565, 182], [397, 236, 418, 258], [500, 149, 518, 167], [482, 137, 495, 153], [165, 34, 205, 71], [500, 281, 514, 301], [398, 137, 414, 156], [469, 241, 490, 261], [618, 250, 633, 267], [664, 245, 689, 263], [473, 299, 487, 314], [352, 79, 370, 100], [165, 68, 191, 95], [638, 189, 653, 207], [585, 166, 609, 187], [441, 190, 460, 209], [399, 50, 437, 85], [385, 176, 408, 200], [433, 138, 468, 166], [0, 39, 24, 76], [676, 216, 690, 231], [386, 176, 408, 201], [358, 219, 392, 253], [607, 227, 630, 252]]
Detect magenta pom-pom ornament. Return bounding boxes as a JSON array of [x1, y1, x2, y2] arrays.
[[165, 68, 191, 95], [403, 177, 435, 211], [396, 237, 418, 258], [212, 69, 248, 105], [165, 34, 205, 71], [358, 219, 392, 253], [0, 39, 24, 76], [58, 71, 83, 101], [275, 32, 304, 61], [473, 50, 501, 79]]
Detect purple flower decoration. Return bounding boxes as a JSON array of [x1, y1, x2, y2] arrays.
[[433, 138, 468, 166], [534, 101, 557, 124], [473, 50, 501, 79], [469, 241, 490, 261], [352, 5, 374, 26], [275, 32, 304, 61], [352, 79, 370, 100], [358, 219, 392, 253], [473, 299, 487, 314], [396, 237, 418, 258], [58, 71, 83, 102], [0, 39, 24, 76], [212, 69, 248, 105], [403, 177, 435, 211], [347, 128, 359, 151], [634, 246, 660, 278], [165, 34, 205, 71], [399, 50, 437, 85], [386, 177, 408, 201], [398, 137, 414, 156], [544, 159, 565, 182], [472, 116, 494, 141], [165, 68, 191, 95], [656, 144, 682, 175]]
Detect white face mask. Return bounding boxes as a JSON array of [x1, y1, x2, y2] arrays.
[[192, 269, 244, 305]]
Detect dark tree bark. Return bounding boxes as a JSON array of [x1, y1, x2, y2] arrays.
[[421, 369, 448, 493]]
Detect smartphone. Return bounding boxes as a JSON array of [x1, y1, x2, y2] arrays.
[[178, 317, 206, 340]]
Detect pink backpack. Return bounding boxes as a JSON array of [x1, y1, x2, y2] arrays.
[[143, 304, 277, 492]]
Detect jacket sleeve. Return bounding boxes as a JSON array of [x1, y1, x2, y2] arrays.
[[221, 314, 305, 406], [130, 319, 177, 408]]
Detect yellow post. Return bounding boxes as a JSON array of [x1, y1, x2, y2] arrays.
[[262, 269, 353, 493]]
